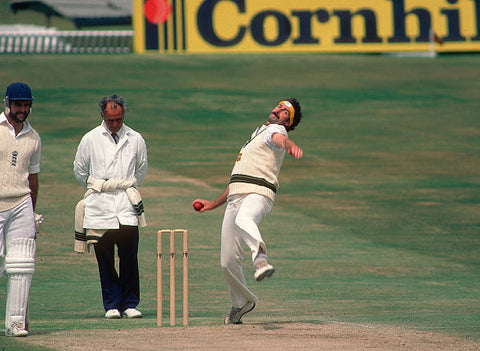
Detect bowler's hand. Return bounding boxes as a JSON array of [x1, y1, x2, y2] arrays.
[[272, 133, 303, 159], [287, 143, 303, 159], [192, 199, 214, 212]]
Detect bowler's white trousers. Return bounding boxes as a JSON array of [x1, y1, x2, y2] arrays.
[[221, 193, 273, 308]]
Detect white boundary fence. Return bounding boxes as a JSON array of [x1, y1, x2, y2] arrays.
[[0, 30, 134, 54]]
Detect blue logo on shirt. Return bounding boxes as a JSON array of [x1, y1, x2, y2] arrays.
[[11, 151, 18, 166]]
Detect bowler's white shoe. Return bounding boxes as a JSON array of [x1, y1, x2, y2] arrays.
[[122, 308, 142, 319], [254, 261, 275, 282], [105, 309, 121, 319], [6, 323, 28, 337]]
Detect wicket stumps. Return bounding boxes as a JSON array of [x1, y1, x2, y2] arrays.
[[157, 229, 188, 326]]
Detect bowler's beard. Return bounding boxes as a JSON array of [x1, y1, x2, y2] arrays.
[[9, 110, 29, 124], [268, 111, 280, 124]]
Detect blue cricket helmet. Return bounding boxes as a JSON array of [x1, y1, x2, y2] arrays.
[[5, 82, 33, 101]]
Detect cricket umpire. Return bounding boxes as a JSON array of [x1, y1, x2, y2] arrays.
[[73, 95, 148, 319], [0, 83, 41, 337], [193, 98, 303, 324]]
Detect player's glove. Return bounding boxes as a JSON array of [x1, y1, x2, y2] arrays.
[[35, 213, 44, 235]]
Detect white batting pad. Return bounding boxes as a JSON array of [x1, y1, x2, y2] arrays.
[[5, 238, 36, 274], [5, 238, 36, 330], [5, 274, 33, 330]]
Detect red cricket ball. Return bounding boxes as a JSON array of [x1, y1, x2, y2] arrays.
[[193, 201, 204, 211]]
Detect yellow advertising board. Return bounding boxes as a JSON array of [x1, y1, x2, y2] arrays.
[[133, 0, 480, 53]]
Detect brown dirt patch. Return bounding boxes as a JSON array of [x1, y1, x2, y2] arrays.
[[22, 322, 478, 351]]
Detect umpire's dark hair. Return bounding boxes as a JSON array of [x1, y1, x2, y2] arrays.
[[284, 97, 302, 131], [99, 94, 127, 114]]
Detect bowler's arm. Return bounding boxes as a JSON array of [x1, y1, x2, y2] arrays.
[[193, 186, 229, 212], [272, 133, 303, 159]]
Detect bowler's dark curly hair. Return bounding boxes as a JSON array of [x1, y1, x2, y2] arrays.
[[283, 97, 302, 131]]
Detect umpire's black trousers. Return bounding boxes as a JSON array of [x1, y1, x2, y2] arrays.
[[94, 225, 140, 312]]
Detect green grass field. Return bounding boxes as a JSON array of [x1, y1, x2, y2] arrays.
[[0, 52, 479, 350]]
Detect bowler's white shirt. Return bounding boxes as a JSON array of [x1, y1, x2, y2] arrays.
[[258, 123, 288, 152], [73, 122, 148, 229]]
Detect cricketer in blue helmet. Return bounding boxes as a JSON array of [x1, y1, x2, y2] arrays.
[[0, 82, 42, 337]]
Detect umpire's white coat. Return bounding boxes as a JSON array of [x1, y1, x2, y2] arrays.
[[73, 122, 148, 230]]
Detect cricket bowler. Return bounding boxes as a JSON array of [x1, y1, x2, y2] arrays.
[[193, 98, 303, 324]]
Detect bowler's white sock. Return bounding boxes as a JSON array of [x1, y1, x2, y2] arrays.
[[254, 253, 269, 268]]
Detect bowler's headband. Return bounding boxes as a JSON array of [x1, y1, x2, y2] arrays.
[[279, 100, 295, 126]]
